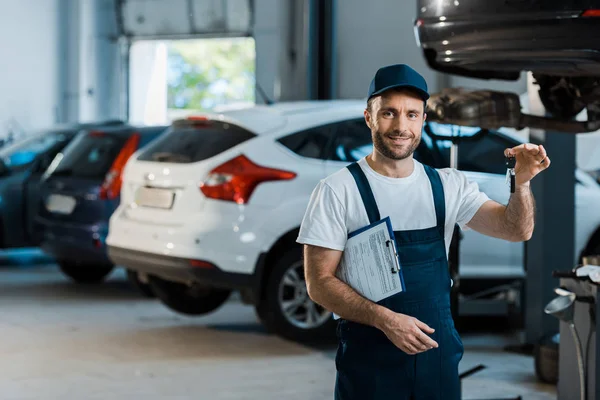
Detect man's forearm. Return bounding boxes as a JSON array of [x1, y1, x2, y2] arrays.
[[504, 182, 535, 241], [308, 275, 391, 329]]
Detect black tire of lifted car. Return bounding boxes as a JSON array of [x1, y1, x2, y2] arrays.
[[58, 260, 114, 284], [256, 247, 336, 343], [147, 275, 231, 315], [126, 269, 155, 298]]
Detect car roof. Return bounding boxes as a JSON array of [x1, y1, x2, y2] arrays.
[[87, 125, 169, 137], [43, 120, 125, 133], [185, 100, 368, 135]]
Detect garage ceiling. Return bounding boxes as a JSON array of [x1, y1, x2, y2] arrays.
[[117, 0, 253, 39]]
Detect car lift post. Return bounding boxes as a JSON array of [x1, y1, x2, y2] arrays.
[[446, 135, 521, 400], [524, 77, 576, 347], [449, 140, 461, 321]]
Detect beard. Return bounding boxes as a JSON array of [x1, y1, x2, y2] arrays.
[[373, 129, 421, 160]]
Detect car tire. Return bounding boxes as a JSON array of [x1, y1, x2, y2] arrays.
[[58, 260, 114, 284], [126, 270, 155, 298], [147, 275, 231, 315], [256, 247, 336, 343]]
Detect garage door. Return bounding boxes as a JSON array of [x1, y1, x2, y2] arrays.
[[117, 0, 253, 38]]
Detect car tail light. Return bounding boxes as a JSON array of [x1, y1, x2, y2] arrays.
[[199, 155, 296, 204], [99, 133, 141, 200], [190, 259, 216, 269], [582, 9, 600, 17], [186, 115, 211, 128]]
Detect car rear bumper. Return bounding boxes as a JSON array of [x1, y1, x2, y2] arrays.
[[107, 245, 258, 292], [416, 14, 600, 79], [36, 217, 111, 265]]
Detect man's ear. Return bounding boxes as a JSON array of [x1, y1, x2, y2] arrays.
[[364, 109, 372, 129]]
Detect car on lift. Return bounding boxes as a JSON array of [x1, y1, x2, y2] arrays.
[[106, 101, 600, 343], [35, 125, 167, 290], [414, 0, 600, 120], [0, 120, 124, 249]]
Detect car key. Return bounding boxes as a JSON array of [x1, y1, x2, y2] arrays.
[[505, 155, 516, 193]]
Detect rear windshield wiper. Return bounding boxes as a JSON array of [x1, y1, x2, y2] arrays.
[[49, 168, 73, 177], [151, 152, 192, 163]]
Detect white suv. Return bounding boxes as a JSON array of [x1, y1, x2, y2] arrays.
[[107, 100, 600, 342]]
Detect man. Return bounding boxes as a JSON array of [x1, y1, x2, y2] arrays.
[[296, 64, 549, 400]]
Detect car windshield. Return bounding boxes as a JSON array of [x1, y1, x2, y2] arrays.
[[47, 132, 128, 180], [137, 121, 255, 163], [0, 131, 69, 171]]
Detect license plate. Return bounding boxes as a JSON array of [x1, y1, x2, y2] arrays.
[[45, 194, 76, 215], [135, 187, 175, 209]]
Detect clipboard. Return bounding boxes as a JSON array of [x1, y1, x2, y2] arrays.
[[336, 216, 406, 307]]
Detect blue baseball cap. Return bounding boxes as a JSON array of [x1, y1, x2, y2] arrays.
[[367, 64, 430, 102]]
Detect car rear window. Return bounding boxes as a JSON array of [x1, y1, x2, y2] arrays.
[[137, 120, 255, 163], [49, 133, 129, 179]]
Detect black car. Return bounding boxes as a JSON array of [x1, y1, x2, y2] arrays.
[[0, 120, 124, 249], [414, 0, 600, 119], [36, 125, 167, 285]]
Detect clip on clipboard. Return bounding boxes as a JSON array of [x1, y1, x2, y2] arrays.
[[385, 239, 401, 274]]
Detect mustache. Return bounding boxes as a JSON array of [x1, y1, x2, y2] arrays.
[[383, 130, 414, 138]]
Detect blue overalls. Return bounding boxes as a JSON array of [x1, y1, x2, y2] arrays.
[[334, 162, 464, 400]]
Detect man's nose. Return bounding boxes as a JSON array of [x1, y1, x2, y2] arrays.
[[395, 115, 408, 132]]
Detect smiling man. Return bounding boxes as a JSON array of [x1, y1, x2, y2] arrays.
[[297, 64, 551, 400]]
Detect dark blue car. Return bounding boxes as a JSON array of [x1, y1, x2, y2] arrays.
[[0, 120, 124, 249], [36, 124, 167, 286]]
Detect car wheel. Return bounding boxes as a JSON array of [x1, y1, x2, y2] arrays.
[[58, 260, 114, 284], [147, 275, 231, 315], [257, 247, 336, 343], [126, 270, 155, 298]]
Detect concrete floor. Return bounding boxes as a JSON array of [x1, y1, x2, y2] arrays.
[[1, 258, 556, 400]]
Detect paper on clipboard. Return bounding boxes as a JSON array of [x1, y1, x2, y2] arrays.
[[336, 216, 405, 305]]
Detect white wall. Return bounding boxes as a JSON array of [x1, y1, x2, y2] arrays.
[[335, 0, 441, 100], [254, 0, 299, 102], [0, 0, 61, 134]]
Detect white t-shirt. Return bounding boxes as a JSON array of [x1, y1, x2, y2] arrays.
[[296, 157, 490, 256]]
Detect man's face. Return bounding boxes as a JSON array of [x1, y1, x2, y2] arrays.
[[364, 90, 426, 161]]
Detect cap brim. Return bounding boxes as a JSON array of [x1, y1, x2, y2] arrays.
[[369, 84, 430, 101]]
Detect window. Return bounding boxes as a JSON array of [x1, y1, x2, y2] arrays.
[[49, 133, 128, 179], [0, 131, 68, 172], [434, 128, 518, 174], [138, 121, 255, 163], [277, 125, 335, 160], [328, 119, 436, 166], [129, 38, 256, 125], [328, 120, 372, 162]]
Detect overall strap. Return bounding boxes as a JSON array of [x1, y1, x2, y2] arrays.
[[346, 162, 381, 224], [423, 164, 446, 232]]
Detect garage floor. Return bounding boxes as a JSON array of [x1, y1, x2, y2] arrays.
[[1, 256, 556, 400]]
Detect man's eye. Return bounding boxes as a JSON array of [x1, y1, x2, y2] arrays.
[[408, 113, 418, 119], [383, 111, 394, 117]]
